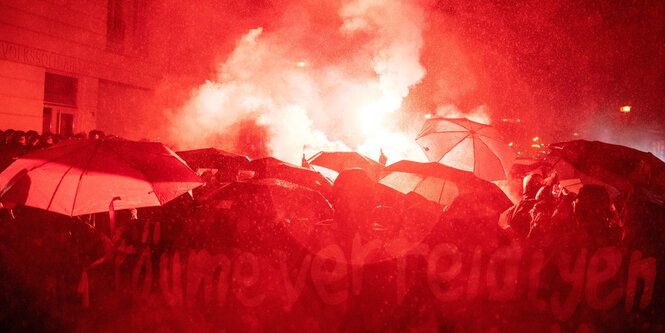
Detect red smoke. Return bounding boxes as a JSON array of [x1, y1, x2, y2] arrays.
[[138, 0, 663, 160]]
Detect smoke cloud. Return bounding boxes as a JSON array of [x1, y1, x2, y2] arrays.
[[152, 0, 663, 164], [167, 0, 439, 164]]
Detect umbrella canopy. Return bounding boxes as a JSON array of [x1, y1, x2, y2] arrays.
[[243, 157, 333, 196], [415, 117, 515, 181], [559, 176, 620, 198], [509, 156, 578, 180], [549, 140, 665, 200], [379, 160, 512, 213], [201, 178, 333, 222], [0, 139, 203, 216], [175, 148, 250, 171], [509, 155, 619, 197], [307, 151, 383, 180]]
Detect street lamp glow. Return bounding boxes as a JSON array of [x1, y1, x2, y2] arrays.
[[620, 105, 631, 113]]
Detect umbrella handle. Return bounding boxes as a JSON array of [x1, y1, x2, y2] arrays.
[[618, 190, 633, 227], [108, 197, 122, 234]]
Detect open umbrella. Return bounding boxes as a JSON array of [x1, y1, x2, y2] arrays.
[[307, 151, 383, 180], [201, 178, 333, 222], [415, 117, 515, 181], [508, 155, 619, 197], [0, 139, 203, 216], [175, 148, 250, 171], [200, 178, 333, 255], [549, 140, 665, 201], [558, 176, 620, 198], [379, 160, 512, 213], [243, 157, 333, 196], [509, 156, 578, 180]]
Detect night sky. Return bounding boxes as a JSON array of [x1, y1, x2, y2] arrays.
[[412, 0, 665, 137]]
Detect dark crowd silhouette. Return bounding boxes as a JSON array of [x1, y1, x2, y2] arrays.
[[0, 128, 664, 332], [0, 129, 107, 171]]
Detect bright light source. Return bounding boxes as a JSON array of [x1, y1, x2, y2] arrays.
[[531, 144, 541, 148], [297, 61, 306, 67], [620, 105, 631, 113], [502, 118, 508, 122], [425, 114, 432, 119], [508, 142, 514, 146], [573, 132, 579, 136], [532, 136, 539, 142], [358, 95, 400, 134], [516, 119, 521, 122]]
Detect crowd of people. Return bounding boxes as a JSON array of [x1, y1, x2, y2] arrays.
[[0, 128, 663, 331], [502, 173, 622, 249], [501, 166, 664, 257], [0, 129, 106, 170]]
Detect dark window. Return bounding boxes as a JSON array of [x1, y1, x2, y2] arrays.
[[44, 73, 77, 106], [107, 0, 125, 50], [132, 0, 148, 55]]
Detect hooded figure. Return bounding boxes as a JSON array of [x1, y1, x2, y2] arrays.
[[575, 184, 621, 247], [501, 173, 544, 239]]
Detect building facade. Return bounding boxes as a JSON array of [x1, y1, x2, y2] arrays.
[[0, 0, 158, 138]]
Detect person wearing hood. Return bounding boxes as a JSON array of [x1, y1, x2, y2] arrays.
[[500, 173, 544, 239]]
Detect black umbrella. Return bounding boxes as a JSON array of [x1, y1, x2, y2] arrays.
[[509, 156, 577, 180], [510, 155, 618, 197], [243, 157, 333, 196], [308, 151, 383, 180], [199, 178, 332, 256], [176, 148, 250, 171], [549, 140, 665, 202], [201, 178, 333, 222]]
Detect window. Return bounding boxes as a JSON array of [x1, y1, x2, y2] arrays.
[[44, 73, 77, 107], [43, 107, 75, 135], [107, 0, 148, 54], [107, 0, 126, 50], [44, 73, 77, 135]]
